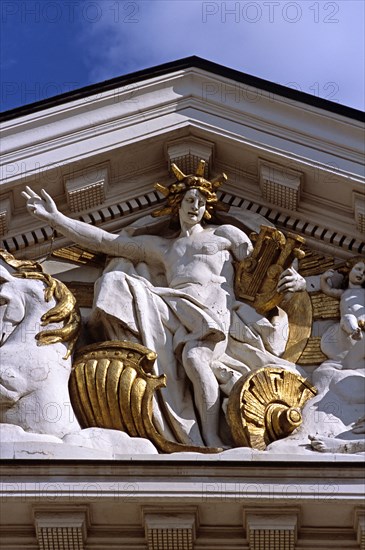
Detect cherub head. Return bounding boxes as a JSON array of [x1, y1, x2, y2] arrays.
[[339, 256, 365, 289]]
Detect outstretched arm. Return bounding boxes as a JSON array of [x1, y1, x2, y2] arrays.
[[22, 187, 154, 262]]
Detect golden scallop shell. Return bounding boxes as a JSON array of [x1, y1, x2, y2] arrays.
[[227, 367, 317, 450]]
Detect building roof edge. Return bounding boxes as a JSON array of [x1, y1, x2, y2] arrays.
[[1, 56, 364, 123]]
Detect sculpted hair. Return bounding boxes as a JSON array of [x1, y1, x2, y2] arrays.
[[338, 256, 365, 289], [152, 160, 229, 221], [0, 249, 81, 358]]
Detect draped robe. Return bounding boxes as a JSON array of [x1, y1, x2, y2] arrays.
[[88, 212, 297, 446]]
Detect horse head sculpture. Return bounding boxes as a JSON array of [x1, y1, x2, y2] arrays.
[[0, 250, 81, 438]]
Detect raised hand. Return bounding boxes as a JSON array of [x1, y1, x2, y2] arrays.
[[21, 186, 59, 225], [320, 268, 344, 298], [277, 266, 306, 293], [320, 268, 336, 291]]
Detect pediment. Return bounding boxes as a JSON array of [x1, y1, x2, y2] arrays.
[[0, 62, 363, 260]]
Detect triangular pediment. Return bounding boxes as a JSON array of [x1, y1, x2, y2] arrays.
[[0, 58, 363, 260]]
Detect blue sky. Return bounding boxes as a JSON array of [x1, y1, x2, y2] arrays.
[[1, 0, 364, 112]]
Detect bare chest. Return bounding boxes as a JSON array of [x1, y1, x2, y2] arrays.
[[165, 232, 230, 264]]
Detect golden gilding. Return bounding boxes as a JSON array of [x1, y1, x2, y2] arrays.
[[226, 367, 317, 450], [69, 341, 223, 454]]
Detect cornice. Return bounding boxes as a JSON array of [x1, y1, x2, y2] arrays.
[[182, 100, 364, 174], [1, 69, 363, 180], [1, 56, 363, 122]]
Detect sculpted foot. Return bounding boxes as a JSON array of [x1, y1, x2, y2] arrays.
[[352, 415, 365, 434], [309, 434, 365, 454], [309, 435, 345, 453]]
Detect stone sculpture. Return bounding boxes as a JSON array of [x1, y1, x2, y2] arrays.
[[19, 162, 310, 452], [308, 258, 365, 453], [320, 258, 365, 368], [3, 161, 362, 456], [0, 251, 81, 438], [0, 252, 158, 456]]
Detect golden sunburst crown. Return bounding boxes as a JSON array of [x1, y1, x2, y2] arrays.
[[152, 159, 228, 220]]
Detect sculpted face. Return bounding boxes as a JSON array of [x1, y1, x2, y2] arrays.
[[349, 261, 365, 286], [179, 188, 206, 226]]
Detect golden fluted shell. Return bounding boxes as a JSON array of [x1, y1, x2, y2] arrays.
[[69, 341, 222, 454], [226, 367, 317, 450]]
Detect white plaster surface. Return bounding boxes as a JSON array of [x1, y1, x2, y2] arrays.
[[0, 424, 158, 459]]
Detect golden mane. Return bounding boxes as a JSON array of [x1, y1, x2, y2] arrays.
[[0, 250, 81, 359]]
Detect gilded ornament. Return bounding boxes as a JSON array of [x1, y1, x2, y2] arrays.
[[235, 225, 306, 314], [298, 248, 334, 277], [52, 245, 105, 267], [0, 249, 81, 358], [297, 337, 327, 365], [310, 291, 340, 320], [153, 159, 228, 220], [226, 367, 317, 450], [69, 341, 222, 454], [281, 290, 312, 363]]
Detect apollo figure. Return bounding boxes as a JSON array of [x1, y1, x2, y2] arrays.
[[22, 164, 305, 448]]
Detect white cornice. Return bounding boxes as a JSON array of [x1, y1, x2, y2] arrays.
[[1, 68, 363, 179], [1, 67, 363, 259]]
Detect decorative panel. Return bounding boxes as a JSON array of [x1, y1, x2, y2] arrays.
[[259, 160, 302, 211], [143, 508, 198, 550], [34, 509, 89, 550], [244, 508, 299, 550], [166, 137, 214, 178], [65, 166, 108, 212]]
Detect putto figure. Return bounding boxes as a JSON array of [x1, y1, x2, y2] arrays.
[[320, 257, 365, 369], [22, 162, 306, 448], [309, 257, 365, 454]]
